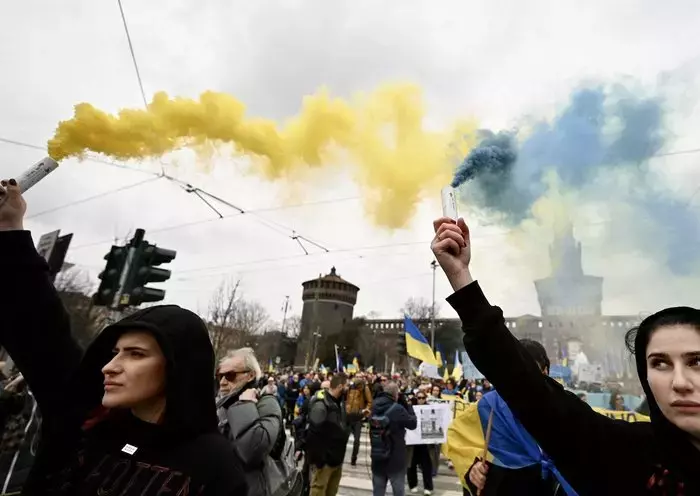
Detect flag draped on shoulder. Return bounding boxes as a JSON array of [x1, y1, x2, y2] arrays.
[[446, 391, 578, 495], [403, 316, 439, 366]]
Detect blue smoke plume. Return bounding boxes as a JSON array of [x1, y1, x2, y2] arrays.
[[451, 131, 517, 188], [453, 82, 700, 274]]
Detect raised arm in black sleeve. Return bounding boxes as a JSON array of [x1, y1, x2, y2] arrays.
[[447, 281, 652, 494], [0, 230, 83, 420]]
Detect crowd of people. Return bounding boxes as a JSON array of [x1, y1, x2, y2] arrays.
[[0, 176, 699, 495]]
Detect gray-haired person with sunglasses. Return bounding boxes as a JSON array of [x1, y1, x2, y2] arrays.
[[217, 348, 283, 496]]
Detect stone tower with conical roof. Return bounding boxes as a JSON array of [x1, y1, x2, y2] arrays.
[[295, 267, 359, 367]]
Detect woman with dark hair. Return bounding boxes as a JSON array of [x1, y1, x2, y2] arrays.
[[0, 180, 247, 494], [431, 215, 700, 494], [608, 390, 628, 412]]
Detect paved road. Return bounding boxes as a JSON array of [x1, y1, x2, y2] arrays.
[[334, 426, 464, 496]]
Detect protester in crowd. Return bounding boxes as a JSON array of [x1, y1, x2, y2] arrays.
[[442, 379, 459, 397], [0, 180, 247, 494], [306, 374, 350, 496], [277, 375, 288, 411], [217, 348, 283, 496], [432, 215, 700, 493], [370, 381, 417, 496], [286, 375, 301, 425], [372, 375, 386, 398], [430, 385, 442, 399], [296, 385, 312, 417], [346, 373, 373, 466], [407, 392, 434, 495], [262, 376, 279, 397], [608, 390, 628, 411]]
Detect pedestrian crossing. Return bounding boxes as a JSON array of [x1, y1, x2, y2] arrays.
[[289, 427, 463, 496]]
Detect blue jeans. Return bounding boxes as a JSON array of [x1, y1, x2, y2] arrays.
[[372, 469, 405, 496]]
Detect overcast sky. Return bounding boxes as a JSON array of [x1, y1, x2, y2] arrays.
[[2, 0, 700, 326]]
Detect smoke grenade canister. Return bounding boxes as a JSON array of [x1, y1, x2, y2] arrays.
[[441, 186, 458, 220], [16, 157, 59, 193]]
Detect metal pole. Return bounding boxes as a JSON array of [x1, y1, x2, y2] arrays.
[[111, 229, 144, 311], [281, 296, 290, 335], [430, 260, 437, 349]]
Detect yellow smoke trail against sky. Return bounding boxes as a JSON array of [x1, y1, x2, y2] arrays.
[[48, 83, 477, 228]]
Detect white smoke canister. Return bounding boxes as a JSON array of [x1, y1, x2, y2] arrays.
[[15, 157, 59, 193], [441, 186, 458, 220]]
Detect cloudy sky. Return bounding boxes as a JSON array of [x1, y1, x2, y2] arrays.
[[2, 0, 700, 326]]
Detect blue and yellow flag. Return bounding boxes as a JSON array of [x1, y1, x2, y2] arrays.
[[446, 391, 578, 495], [435, 344, 447, 368], [353, 356, 360, 371], [404, 316, 439, 366], [452, 349, 463, 380], [268, 358, 274, 373]]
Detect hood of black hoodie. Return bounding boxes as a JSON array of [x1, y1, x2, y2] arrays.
[[633, 316, 700, 475], [77, 305, 218, 437]]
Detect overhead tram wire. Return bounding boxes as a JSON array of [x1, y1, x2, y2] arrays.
[[116, 0, 148, 108], [0, 136, 331, 251], [116, 0, 163, 177], [25, 176, 161, 220]]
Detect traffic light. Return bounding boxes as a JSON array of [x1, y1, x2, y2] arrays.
[[124, 240, 176, 307], [93, 245, 128, 306]]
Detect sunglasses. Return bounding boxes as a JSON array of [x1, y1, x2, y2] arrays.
[[416, 396, 426, 400], [217, 369, 249, 382]]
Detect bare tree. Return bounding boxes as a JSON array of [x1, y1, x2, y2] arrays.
[[400, 297, 439, 321], [54, 268, 109, 348], [284, 315, 302, 338], [230, 300, 269, 337], [208, 279, 240, 361], [207, 279, 270, 361]]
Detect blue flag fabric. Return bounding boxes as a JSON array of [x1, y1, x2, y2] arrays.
[[477, 391, 578, 496]]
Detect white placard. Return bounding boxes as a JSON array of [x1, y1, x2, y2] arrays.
[[405, 403, 452, 445]]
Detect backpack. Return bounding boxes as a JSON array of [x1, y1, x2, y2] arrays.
[[265, 423, 303, 496], [369, 403, 400, 462]]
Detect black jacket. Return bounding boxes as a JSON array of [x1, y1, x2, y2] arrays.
[[305, 389, 349, 468], [370, 392, 417, 473], [0, 230, 247, 495], [447, 281, 700, 495]]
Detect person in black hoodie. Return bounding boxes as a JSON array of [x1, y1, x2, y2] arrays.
[[0, 179, 247, 495], [431, 216, 700, 495]]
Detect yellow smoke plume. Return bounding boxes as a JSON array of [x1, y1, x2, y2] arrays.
[[48, 84, 477, 228]]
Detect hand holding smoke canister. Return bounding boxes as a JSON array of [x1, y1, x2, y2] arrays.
[[15, 157, 59, 193], [441, 186, 458, 220]]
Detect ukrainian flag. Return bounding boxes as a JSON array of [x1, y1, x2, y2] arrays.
[[445, 391, 577, 495], [435, 344, 447, 368], [452, 350, 463, 380], [404, 316, 439, 366], [353, 356, 360, 371]]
